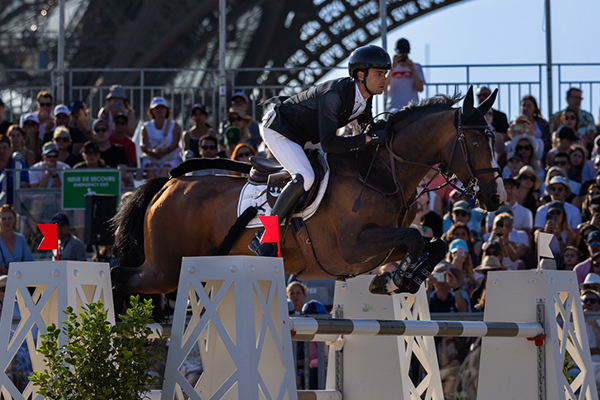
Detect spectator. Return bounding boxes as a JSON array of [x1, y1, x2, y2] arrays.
[[427, 260, 469, 313], [535, 201, 577, 267], [445, 222, 482, 265], [73, 141, 108, 169], [546, 126, 579, 168], [569, 145, 587, 184], [385, 38, 424, 112], [35, 91, 54, 139], [485, 179, 533, 236], [52, 127, 81, 167], [515, 165, 541, 217], [227, 93, 261, 149], [477, 86, 509, 140], [581, 273, 600, 293], [43, 104, 87, 155], [550, 108, 580, 149], [411, 200, 434, 238], [223, 126, 242, 158], [0, 274, 5, 312], [516, 95, 551, 153], [0, 136, 29, 204], [508, 132, 543, 179], [183, 104, 216, 158], [287, 281, 308, 389], [223, 108, 252, 151], [0, 99, 12, 136], [417, 186, 444, 237], [445, 238, 476, 294], [471, 255, 506, 312], [579, 289, 600, 388], [443, 200, 484, 241], [552, 88, 596, 138], [91, 119, 128, 169], [301, 300, 329, 390], [578, 224, 600, 261], [419, 170, 445, 217], [502, 152, 524, 179], [98, 85, 137, 137], [484, 213, 528, 270], [535, 176, 582, 230], [109, 114, 137, 167], [29, 142, 70, 188], [574, 233, 600, 283], [540, 167, 582, 209], [51, 213, 86, 261], [582, 151, 600, 184], [68, 99, 91, 138], [563, 246, 582, 271], [582, 189, 600, 223], [189, 135, 229, 176], [140, 97, 182, 179], [20, 112, 41, 162], [7, 125, 35, 167], [231, 143, 255, 162], [0, 205, 34, 275]]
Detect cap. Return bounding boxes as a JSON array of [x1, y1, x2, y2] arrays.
[[503, 177, 519, 188], [452, 200, 471, 214], [53, 104, 70, 117], [81, 141, 100, 154], [593, 252, 600, 261], [224, 126, 241, 145], [106, 84, 128, 100], [150, 97, 168, 109], [515, 165, 542, 190], [448, 238, 468, 253], [69, 99, 84, 113], [302, 300, 329, 315], [20, 113, 40, 127], [581, 273, 600, 291], [92, 119, 109, 131], [231, 92, 249, 104], [546, 200, 565, 213], [395, 38, 410, 53], [506, 152, 523, 162], [482, 241, 502, 253], [43, 142, 59, 155], [113, 113, 128, 122], [191, 104, 208, 115], [548, 176, 570, 192], [0, 275, 7, 288], [588, 230, 600, 243], [557, 126, 579, 142], [476, 256, 505, 271], [51, 213, 70, 225], [227, 107, 251, 120]]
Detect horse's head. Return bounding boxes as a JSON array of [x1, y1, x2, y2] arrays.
[[447, 86, 506, 212]]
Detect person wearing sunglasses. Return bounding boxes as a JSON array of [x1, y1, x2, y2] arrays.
[[552, 88, 596, 138], [550, 108, 579, 150], [98, 84, 137, 137], [536, 200, 577, 267], [575, 233, 600, 284], [484, 179, 533, 238], [579, 288, 600, 371], [546, 126, 579, 168], [109, 114, 136, 167], [226, 92, 261, 149], [515, 165, 542, 216], [42, 104, 86, 157], [51, 126, 80, 167], [534, 176, 582, 231], [508, 131, 543, 180], [29, 142, 71, 189], [231, 142, 256, 172], [183, 104, 217, 158], [189, 135, 229, 177], [35, 90, 54, 140], [223, 107, 252, 152], [582, 188, 600, 223], [539, 167, 582, 210]]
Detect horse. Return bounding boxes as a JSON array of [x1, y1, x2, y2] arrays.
[[111, 86, 505, 303]]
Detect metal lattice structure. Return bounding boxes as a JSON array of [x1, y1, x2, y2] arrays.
[[0, 0, 464, 92]]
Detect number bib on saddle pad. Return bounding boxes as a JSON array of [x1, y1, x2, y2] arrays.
[[237, 151, 330, 228]]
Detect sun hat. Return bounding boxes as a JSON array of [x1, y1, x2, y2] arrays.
[[475, 256, 506, 271], [581, 273, 600, 291], [511, 134, 538, 154]]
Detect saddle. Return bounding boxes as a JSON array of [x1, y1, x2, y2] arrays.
[[248, 150, 325, 211]]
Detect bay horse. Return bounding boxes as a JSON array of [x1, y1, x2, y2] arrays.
[[111, 87, 505, 302]]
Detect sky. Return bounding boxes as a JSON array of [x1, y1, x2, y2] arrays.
[[321, 0, 600, 121]]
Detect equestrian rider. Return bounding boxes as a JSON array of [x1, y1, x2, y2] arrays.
[[249, 45, 392, 256]]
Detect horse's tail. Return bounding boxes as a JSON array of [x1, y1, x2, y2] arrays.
[[111, 177, 169, 269]]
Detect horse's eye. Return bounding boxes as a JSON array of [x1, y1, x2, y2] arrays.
[[472, 141, 480, 148]]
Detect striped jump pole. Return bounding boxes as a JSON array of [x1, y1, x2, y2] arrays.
[[290, 317, 543, 342]]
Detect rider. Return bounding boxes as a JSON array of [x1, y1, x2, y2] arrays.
[[249, 45, 392, 256]]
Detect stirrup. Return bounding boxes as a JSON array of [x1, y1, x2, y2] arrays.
[[248, 233, 277, 257]]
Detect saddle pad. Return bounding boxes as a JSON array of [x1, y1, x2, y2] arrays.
[[237, 152, 330, 228]]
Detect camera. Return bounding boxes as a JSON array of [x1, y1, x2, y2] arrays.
[[398, 55, 408, 63], [512, 123, 527, 132], [431, 272, 448, 282]]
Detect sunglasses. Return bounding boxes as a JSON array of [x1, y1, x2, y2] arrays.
[[45, 153, 58, 158], [237, 152, 251, 157], [229, 116, 243, 123], [486, 251, 500, 257], [113, 120, 127, 125], [563, 115, 577, 121], [582, 298, 598, 305], [519, 175, 536, 182], [94, 128, 108, 133], [39, 102, 52, 107], [554, 161, 568, 166], [85, 150, 99, 155], [549, 186, 565, 192], [54, 137, 70, 143], [590, 241, 600, 247], [24, 121, 38, 127], [201, 145, 217, 151], [593, 261, 600, 269], [453, 210, 469, 217], [516, 145, 531, 152]]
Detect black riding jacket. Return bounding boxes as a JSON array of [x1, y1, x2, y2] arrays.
[[263, 77, 372, 153]]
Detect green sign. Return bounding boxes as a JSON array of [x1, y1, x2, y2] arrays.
[[62, 170, 121, 209]]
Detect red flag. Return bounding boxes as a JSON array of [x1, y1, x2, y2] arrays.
[[258, 216, 281, 257], [38, 224, 59, 260]]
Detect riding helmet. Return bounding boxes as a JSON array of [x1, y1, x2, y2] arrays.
[[348, 45, 392, 79]]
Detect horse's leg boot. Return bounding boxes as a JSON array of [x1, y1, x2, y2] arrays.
[[249, 174, 305, 257], [368, 253, 434, 295]]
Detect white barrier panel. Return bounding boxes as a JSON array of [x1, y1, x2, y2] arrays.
[[161, 256, 297, 400], [0, 261, 113, 400], [478, 269, 598, 400]]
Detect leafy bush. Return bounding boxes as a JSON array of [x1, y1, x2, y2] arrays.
[[30, 296, 164, 400]]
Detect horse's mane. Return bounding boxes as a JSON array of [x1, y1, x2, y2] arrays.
[[370, 93, 463, 131]]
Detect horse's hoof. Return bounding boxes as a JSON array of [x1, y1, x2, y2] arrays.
[[249, 237, 277, 257], [393, 254, 433, 294], [369, 272, 396, 295]]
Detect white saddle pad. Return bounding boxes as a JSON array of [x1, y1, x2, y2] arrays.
[[237, 152, 330, 228]]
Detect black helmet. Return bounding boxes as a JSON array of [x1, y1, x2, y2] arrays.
[[348, 45, 392, 79]]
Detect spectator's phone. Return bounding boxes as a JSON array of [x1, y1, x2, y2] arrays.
[[399, 55, 408, 62], [513, 123, 527, 132], [497, 220, 504, 228], [548, 213, 557, 222], [432, 272, 447, 282]]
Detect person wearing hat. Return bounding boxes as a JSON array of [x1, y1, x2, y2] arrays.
[[426, 260, 469, 313], [0, 136, 29, 203], [546, 126, 580, 167], [503, 151, 524, 179], [227, 93, 261, 148], [20, 112, 41, 159], [443, 200, 484, 245], [50, 213, 86, 261], [223, 107, 252, 157], [485, 178, 533, 235], [183, 104, 217, 158], [29, 141, 71, 188], [98, 84, 137, 137], [581, 272, 600, 293], [444, 238, 476, 291], [385, 38, 424, 113], [68, 99, 91, 136], [515, 165, 541, 215], [42, 104, 87, 156], [540, 167, 582, 207], [73, 141, 108, 169], [0, 98, 12, 136], [534, 175, 582, 230], [471, 255, 507, 312], [140, 97, 182, 179], [109, 114, 136, 167], [508, 131, 542, 177], [574, 233, 600, 283]]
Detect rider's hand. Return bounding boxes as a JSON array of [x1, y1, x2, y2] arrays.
[[367, 130, 389, 146]]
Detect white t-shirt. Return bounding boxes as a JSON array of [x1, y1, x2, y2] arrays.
[[485, 203, 533, 231], [533, 202, 582, 230], [386, 63, 425, 112], [28, 161, 71, 188]]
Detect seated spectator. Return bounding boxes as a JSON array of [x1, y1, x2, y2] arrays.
[[301, 300, 330, 390], [223, 107, 252, 149], [582, 191, 600, 223], [73, 141, 108, 169], [477, 86, 509, 141], [109, 114, 137, 167], [223, 126, 242, 158], [0, 204, 34, 275], [579, 289, 600, 388], [546, 126, 579, 168], [569, 146, 587, 184], [534, 201, 577, 268], [508, 132, 544, 179], [515, 165, 541, 217], [427, 260, 470, 313], [140, 97, 182, 179], [581, 273, 600, 293], [230, 143, 256, 177], [7, 125, 35, 167], [551, 108, 580, 145], [411, 200, 434, 238], [189, 135, 229, 176], [574, 232, 600, 283], [52, 127, 81, 167], [485, 179, 533, 236], [515, 95, 551, 153], [225, 92, 261, 149], [578, 224, 600, 261], [98, 85, 137, 137], [535, 176, 582, 230], [502, 152, 524, 179], [43, 104, 86, 155], [91, 120, 128, 186], [442, 200, 484, 241], [484, 213, 528, 270], [445, 238, 476, 295], [0, 99, 12, 136], [51, 213, 86, 261], [552, 88, 596, 142], [68, 99, 91, 138], [540, 166, 582, 208], [35, 91, 54, 139], [183, 104, 216, 158], [445, 222, 482, 266], [563, 246, 582, 271], [20, 112, 41, 162], [417, 185, 443, 237], [29, 142, 70, 188], [582, 136, 600, 182], [0, 136, 29, 204], [471, 255, 506, 312]]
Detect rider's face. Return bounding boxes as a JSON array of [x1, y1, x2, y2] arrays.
[[364, 68, 388, 95]]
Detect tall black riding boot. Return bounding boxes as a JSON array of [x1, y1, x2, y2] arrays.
[[249, 174, 306, 256]]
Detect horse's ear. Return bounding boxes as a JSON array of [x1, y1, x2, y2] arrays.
[[461, 86, 474, 117], [477, 88, 498, 115]]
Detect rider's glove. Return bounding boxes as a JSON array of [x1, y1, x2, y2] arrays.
[[367, 130, 389, 146]]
